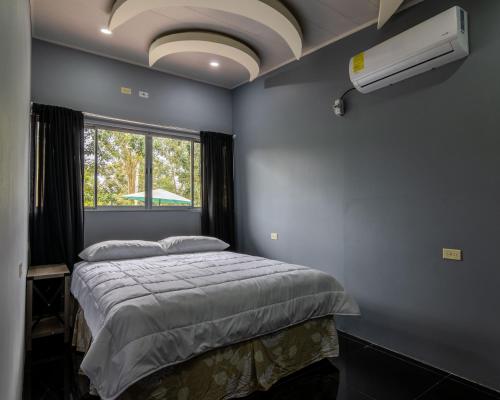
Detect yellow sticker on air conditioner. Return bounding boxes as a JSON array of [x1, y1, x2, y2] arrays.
[[352, 52, 365, 74]]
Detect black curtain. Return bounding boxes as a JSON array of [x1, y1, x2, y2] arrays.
[[200, 131, 235, 248], [30, 104, 84, 270]]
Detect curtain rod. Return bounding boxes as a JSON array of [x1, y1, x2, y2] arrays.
[[83, 112, 200, 135], [31, 103, 235, 137], [30, 102, 200, 135]]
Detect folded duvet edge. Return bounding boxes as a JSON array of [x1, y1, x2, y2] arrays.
[[81, 291, 360, 400], [83, 312, 353, 400]]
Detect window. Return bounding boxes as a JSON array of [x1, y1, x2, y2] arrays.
[[84, 125, 201, 209]]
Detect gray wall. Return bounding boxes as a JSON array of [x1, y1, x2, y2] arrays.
[[0, 0, 31, 399], [84, 210, 201, 245], [233, 0, 500, 392], [31, 40, 232, 245]]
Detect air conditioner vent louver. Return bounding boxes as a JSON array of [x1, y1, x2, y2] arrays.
[[360, 48, 454, 90]]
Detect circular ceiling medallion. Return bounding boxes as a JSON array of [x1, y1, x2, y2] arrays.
[[150, 32, 261, 82], [109, 0, 303, 59]]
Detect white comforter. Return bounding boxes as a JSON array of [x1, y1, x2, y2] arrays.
[[71, 251, 360, 400]]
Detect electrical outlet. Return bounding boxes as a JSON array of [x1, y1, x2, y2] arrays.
[[271, 233, 278, 240], [139, 90, 149, 99], [120, 87, 132, 95], [443, 248, 462, 261]]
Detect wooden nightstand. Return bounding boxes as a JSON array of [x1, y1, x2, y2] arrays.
[[26, 264, 71, 351]]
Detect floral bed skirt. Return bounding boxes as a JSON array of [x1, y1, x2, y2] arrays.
[[73, 308, 339, 400]]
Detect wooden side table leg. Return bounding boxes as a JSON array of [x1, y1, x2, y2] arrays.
[[69, 294, 75, 329], [64, 275, 70, 344], [26, 279, 33, 351]]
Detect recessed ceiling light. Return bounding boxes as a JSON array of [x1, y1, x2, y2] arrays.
[[210, 61, 220, 68], [100, 28, 113, 35]]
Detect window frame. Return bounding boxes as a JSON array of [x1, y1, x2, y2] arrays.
[[84, 122, 201, 212]]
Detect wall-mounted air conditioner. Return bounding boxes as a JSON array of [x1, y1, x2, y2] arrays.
[[349, 6, 469, 94]]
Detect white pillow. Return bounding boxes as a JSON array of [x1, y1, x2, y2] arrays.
[[79, 240, 165, 262], [159, 236, 229, 255]]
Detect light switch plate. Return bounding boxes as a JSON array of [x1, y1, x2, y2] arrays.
[[443, 248, 462, 261], [271, 233, 278, 240]]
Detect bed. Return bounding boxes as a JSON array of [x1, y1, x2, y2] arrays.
[[71, 249, 359, 400]]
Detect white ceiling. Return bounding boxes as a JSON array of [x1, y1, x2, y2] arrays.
[[31, 0, 422, 89]]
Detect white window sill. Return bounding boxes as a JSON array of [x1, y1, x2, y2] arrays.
[[84, 207, 201, 213]]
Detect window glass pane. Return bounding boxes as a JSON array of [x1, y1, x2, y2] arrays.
[[96, 129, 146, 207], [152, 136, 192, 207], [193, 142, 201, 208], [83, 127, 96, 208]]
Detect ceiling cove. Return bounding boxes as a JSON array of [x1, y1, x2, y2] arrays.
[[31, 0, 426, 88], [109, 0, 303, 60], [150, 32, 261, 81]]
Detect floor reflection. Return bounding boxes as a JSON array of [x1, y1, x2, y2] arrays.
[[23, 341, 72, 400], [246, 360, 340, 400], [25, 334, 499, 400]]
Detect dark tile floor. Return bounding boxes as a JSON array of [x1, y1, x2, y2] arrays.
[[23, 332, 500, 400]]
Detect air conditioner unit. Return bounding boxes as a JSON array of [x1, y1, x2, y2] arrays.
[[349, 6, 469, 94]]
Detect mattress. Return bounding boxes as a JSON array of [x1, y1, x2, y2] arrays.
[[71, 251, 359, 400]]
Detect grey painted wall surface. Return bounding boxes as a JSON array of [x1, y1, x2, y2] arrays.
[[31, 40, 232, 246], [84, 210, 201, 246], [0, 0, 31, 399], [31, 39, 232, 133], [233, 0, 500, 391]]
